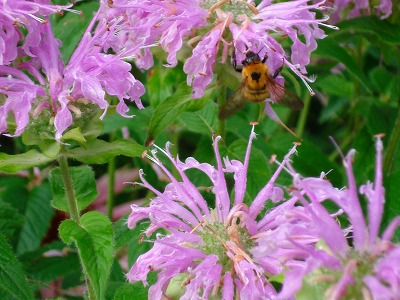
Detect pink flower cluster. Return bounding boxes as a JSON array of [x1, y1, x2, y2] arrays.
[[328, 0, 393, 23], [128, 128, 400, 299], [0, 0, 145, 140], [98, 0, 333, 97]]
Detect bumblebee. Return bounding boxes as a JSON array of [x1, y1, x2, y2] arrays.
[[219, 49, 304, 119]]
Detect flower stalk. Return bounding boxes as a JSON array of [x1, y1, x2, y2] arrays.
[[57, 155, 80, 224], [58, 154, 96, 299]]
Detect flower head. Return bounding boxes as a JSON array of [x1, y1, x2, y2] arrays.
[[274, 135, 400, 299], [127, 126, 300, 299], [1, 1, 146, 140], [105, 0, 333, 98]]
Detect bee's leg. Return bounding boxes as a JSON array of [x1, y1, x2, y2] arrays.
[[232, 48, 242, 73], [261, 53, 268, 64], [272, 58, 285, 79]]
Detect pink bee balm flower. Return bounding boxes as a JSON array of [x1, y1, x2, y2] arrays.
[[104, 0, 334, 98], [274, 136, 400, 299], [127, 126, 301, 299], [327, 0, 392, 23], [0, 1, 146, 140]]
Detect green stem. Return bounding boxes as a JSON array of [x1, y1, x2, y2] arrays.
[[295, 93, 311, 137], [384, 108, 400, 174], [58, 155, 96, 299], [169, 127, 181, 179], [106, 157, 116, 219], [256, 102, 266, 123], [106, 131, 117, 219], [58, 155, 80, 224], [217, 80, 227, 140]]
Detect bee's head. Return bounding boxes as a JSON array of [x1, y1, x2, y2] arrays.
[[244, 50, 261, 64]]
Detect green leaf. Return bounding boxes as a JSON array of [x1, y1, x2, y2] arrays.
[[338, 16, 400, 45], [179, 101, 218, 135], [0, 150, 53, 173], [316, 75, 355, 97], [293, 140, 343, 186], [0, 176, 28, 205], [20, 240, 82, 287], [51, 1, 100, 63], [16, 184, 55, 255], [65, 139, 147, 164], [0, 235, 34, 300], [366, 103, 396, 137], [105, 260, 126, 299], [49, 166, 98, 213], [114, 271, 157, 300], [0, 202, 23, 239], [113, 283, 149, 300], [314, 38, 371, 92], [27, 252, 81, 284], [59, 211, 114, 300], [145, 83, 215, 146], [114, 216, 138, 249], [146, 60, 187, 107]]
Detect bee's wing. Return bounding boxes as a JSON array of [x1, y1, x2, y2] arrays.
[[267, 76, 304, 110], [219, 81, 247, 120]]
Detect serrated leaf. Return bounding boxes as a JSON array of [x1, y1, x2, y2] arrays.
[[0, 235, 34, 300], [27, 252, 81, 283], [315, 38, 371, 92], [145, 83, 215, 146], [65, 139, 147, 164], [337, 16, 400, 45], [49, 166, 98, 213], [59, 211, 114, 300], [0, 176, 29, 214], [16, 184, 55, 255], [0, 150, 53, 173], [113, 283, 149, 300], [179, 101, 218, 135], [0, 202, 23, 239]]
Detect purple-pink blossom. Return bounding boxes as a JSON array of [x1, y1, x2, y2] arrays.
[[1, 0, 146, 140], [127, 126, 301, 299], [104, 0, 333, 98], [272, 135, 400, 299], [327, 0, 393, 23]]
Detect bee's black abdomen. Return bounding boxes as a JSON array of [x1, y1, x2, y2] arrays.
[[251, 72, 261, 81]]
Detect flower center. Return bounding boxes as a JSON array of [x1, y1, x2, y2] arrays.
[[300, 248, 379, 299], [201, 0, 259, 18], [197, 218, 254, 273]]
